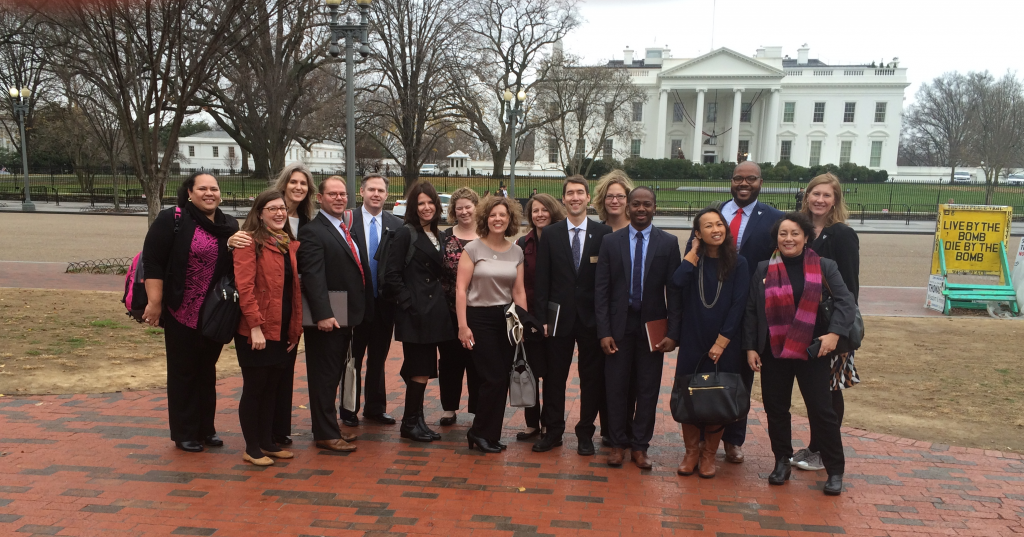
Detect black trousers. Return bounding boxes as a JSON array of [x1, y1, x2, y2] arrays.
[[303, 326, 353, 441], [344, 302, 394, 418], [272, 347, 298, 438], [239, 362, 286, 457], [760, 352, 845, 476], [542, 316, 606, 439], [723, 359, 755, 447], [605, 310, 663, 452], [468, 306, 515, 442], [438, 337, 478, 413], [164, 316, 223, 442]]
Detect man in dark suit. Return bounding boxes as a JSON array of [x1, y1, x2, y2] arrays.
[[297, 176, 367, 452], [533, 176, 612, 455], [687, 160, 783, 463], [339, 174, 403, 427], [595, 186, 682, 469]]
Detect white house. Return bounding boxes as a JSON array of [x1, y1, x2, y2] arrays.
[[177, 129, 345, 172], [548, 44, 909, 172]]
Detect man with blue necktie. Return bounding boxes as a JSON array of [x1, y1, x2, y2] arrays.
[[341, 174, 404, 427], [595, 187, 682, 469]]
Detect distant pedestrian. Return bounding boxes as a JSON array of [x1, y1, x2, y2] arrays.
[[794, 187, 805, 211]]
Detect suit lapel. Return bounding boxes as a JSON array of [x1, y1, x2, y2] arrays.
[[619, 229, 632, 286], [643, 227, 659, 284], [321, 213, 357, 264], [413, 228, 442, 270], [740, 202, 766, 256], [350, 209, 366, 250]]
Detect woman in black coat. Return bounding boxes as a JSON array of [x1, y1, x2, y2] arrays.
[[743, 212, 857, 497], [142, 172, 239, 453], [383, 181, 456, 442]]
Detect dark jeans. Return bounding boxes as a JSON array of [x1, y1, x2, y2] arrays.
[[760, 352, 845, 476], [239, 362, 286, 457], [438, 336, 478, 413], [604, 309, 663, 452], [344, 303, 394, 418], [468, 306, 515, 442], [272, 347, 297, 438], [542, 316, 606, 440], [164, 316, 222, 442], [303, 326, 353, 441]]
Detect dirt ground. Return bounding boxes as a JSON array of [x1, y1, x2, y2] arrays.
[[0, 288, 241, 395], [751, 316, 1024, 453]]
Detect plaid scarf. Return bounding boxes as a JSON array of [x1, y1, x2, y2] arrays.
[[765, 248, 822, 360], [267, 227, 291, 255]]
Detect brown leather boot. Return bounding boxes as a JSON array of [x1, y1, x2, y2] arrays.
[[607, 447, 624, 467], [677, 424, 701, 476], [698, 427, 725, 478]]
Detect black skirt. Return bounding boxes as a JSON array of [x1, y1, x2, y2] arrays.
[[234, 333, 291, 368]]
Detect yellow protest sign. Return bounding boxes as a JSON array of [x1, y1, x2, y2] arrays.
[[931, 204, 1013, 277]]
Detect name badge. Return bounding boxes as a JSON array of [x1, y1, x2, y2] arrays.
[[590, 256, 599, 263]]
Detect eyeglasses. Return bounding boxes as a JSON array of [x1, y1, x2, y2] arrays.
[[322, 192, 348, 199], [731, 175, 761, 184], [263, 206, 288, 214], [605, 194, 627, 201]]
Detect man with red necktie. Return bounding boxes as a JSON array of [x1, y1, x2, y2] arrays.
[[297, 176, 369, 454]]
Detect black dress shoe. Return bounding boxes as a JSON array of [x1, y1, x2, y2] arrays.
[[272, 435, 293, 446], [340, 416, 359, 428], [467, 431, 501, 453], [823, 474, 844, 496], [768, 460, 792, 485], [204, 434, 224, 447], [531, 434, 563, 453], [364, 413, 397, 425], [516, 428, 541, 441], [496, 441, 507, 450], [601, 436, 613, 448], [400, 417, 433, 442], [577, 437, 596, 456], [416, 414, 442, 441], [176, 441, 204, 452], [438, 413, 458, 426]]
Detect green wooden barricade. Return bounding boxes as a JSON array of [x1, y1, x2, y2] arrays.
[[937, 239, 1020, 315]]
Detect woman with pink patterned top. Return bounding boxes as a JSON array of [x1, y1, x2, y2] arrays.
[[142, 173, 239, 453]]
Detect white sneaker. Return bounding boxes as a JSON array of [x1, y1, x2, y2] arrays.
[[789, 448, 811, 464], [794, 451, 824, 471]]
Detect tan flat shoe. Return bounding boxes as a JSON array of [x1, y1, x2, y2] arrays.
[[243, 453, 274, 466], [262, 449, 294, 459]]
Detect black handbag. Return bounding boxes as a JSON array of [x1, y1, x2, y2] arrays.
[[201, 275, 242, 344], [818, 279, 864, 353], [669, 355, 750, 427]]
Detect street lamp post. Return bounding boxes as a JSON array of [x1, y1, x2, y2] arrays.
[[325, 0, 372, 209], [9, 86, 33, 212], [503, 89, 526, 199]]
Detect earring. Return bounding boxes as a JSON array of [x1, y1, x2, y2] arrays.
[[188, 197, 192, 202]]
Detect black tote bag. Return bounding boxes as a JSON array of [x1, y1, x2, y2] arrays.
[[201, 275, 242, 344], [669, 355, 750, 427]]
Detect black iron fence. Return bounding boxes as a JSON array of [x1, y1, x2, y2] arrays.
[[2, 167, 1023, 221]]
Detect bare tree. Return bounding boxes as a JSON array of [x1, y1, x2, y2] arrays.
[[968, 71, 1024, 204], [45, 0, 246, 223], [363, 0, 467, 193], [897, 130, 941, 166], [0, 8, 53, 164], [903, 73, 975, 184], [451, 0, 580, 178], [538, 56, 647, 177]]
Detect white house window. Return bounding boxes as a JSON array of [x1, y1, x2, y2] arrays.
[[809, 140, 822, 166], [574, 138, 585, 161], [188, 146, 195, 157], [813, 102, 825, 123], [548, 138, 558, 163], [707, 102, 717, 123], [228, 147, 236, 158], [843, 102, 856, 123], [630, 139, 641, 158], [673, 102, 684, 122], [783, 102, 795, 123], [670, 139, 683, 159], [632, 102, 643, 122], [870, 140, 883, 167], [839, 140, 853, 165], [603, 139, 613, 160], [604, 102, 614, 122], [874, 102, 887, 123], [780, 140, 792, 162], [740, 103, 751, 123], [738, 140, 749, 161], [212, 146, 219, 158]]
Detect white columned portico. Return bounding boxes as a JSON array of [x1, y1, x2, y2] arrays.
[[729, 88, 743, 163], [762, 88, 781, 164], [656, 89, 669, 158], [691, 88, 706, 163]]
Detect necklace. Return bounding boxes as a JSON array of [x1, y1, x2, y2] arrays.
[[698, 256, 723, 309]]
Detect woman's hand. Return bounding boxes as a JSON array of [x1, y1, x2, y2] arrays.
[[142, 301, 162, 327], [684, 237, 700, 266], [459, 326, 475, 350], [817, 333, 840, 357], [228, 231, 253, 250], [287, 342, 297, 353], [746, 350, 762, 372], [708, 343, 726, 363], [251, 326, 266, 350]]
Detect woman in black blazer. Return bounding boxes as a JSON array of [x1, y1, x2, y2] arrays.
[[383, 181, 456, 442], [796, 172, 860, 472], [743, 212, 856, 497]]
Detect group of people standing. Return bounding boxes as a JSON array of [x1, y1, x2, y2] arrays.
[[141, 160, 860, 496]]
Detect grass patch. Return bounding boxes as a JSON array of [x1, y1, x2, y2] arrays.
[[145, 328, 163, 336], [89, 319, 119, 328]]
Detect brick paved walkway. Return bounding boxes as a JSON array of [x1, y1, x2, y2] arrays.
[[2, 346, 1023, 537]]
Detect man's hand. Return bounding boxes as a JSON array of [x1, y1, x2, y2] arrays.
[[655, 337, 677, 353], [317, 317, 340, 332], [600, 337, 618, 355]]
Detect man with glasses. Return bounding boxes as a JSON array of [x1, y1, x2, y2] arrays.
[[297, 176, 368, 453], [691, 160, 783, 463]]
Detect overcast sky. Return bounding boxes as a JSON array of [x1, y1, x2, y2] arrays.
[[562, 0, 1024, 103]]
